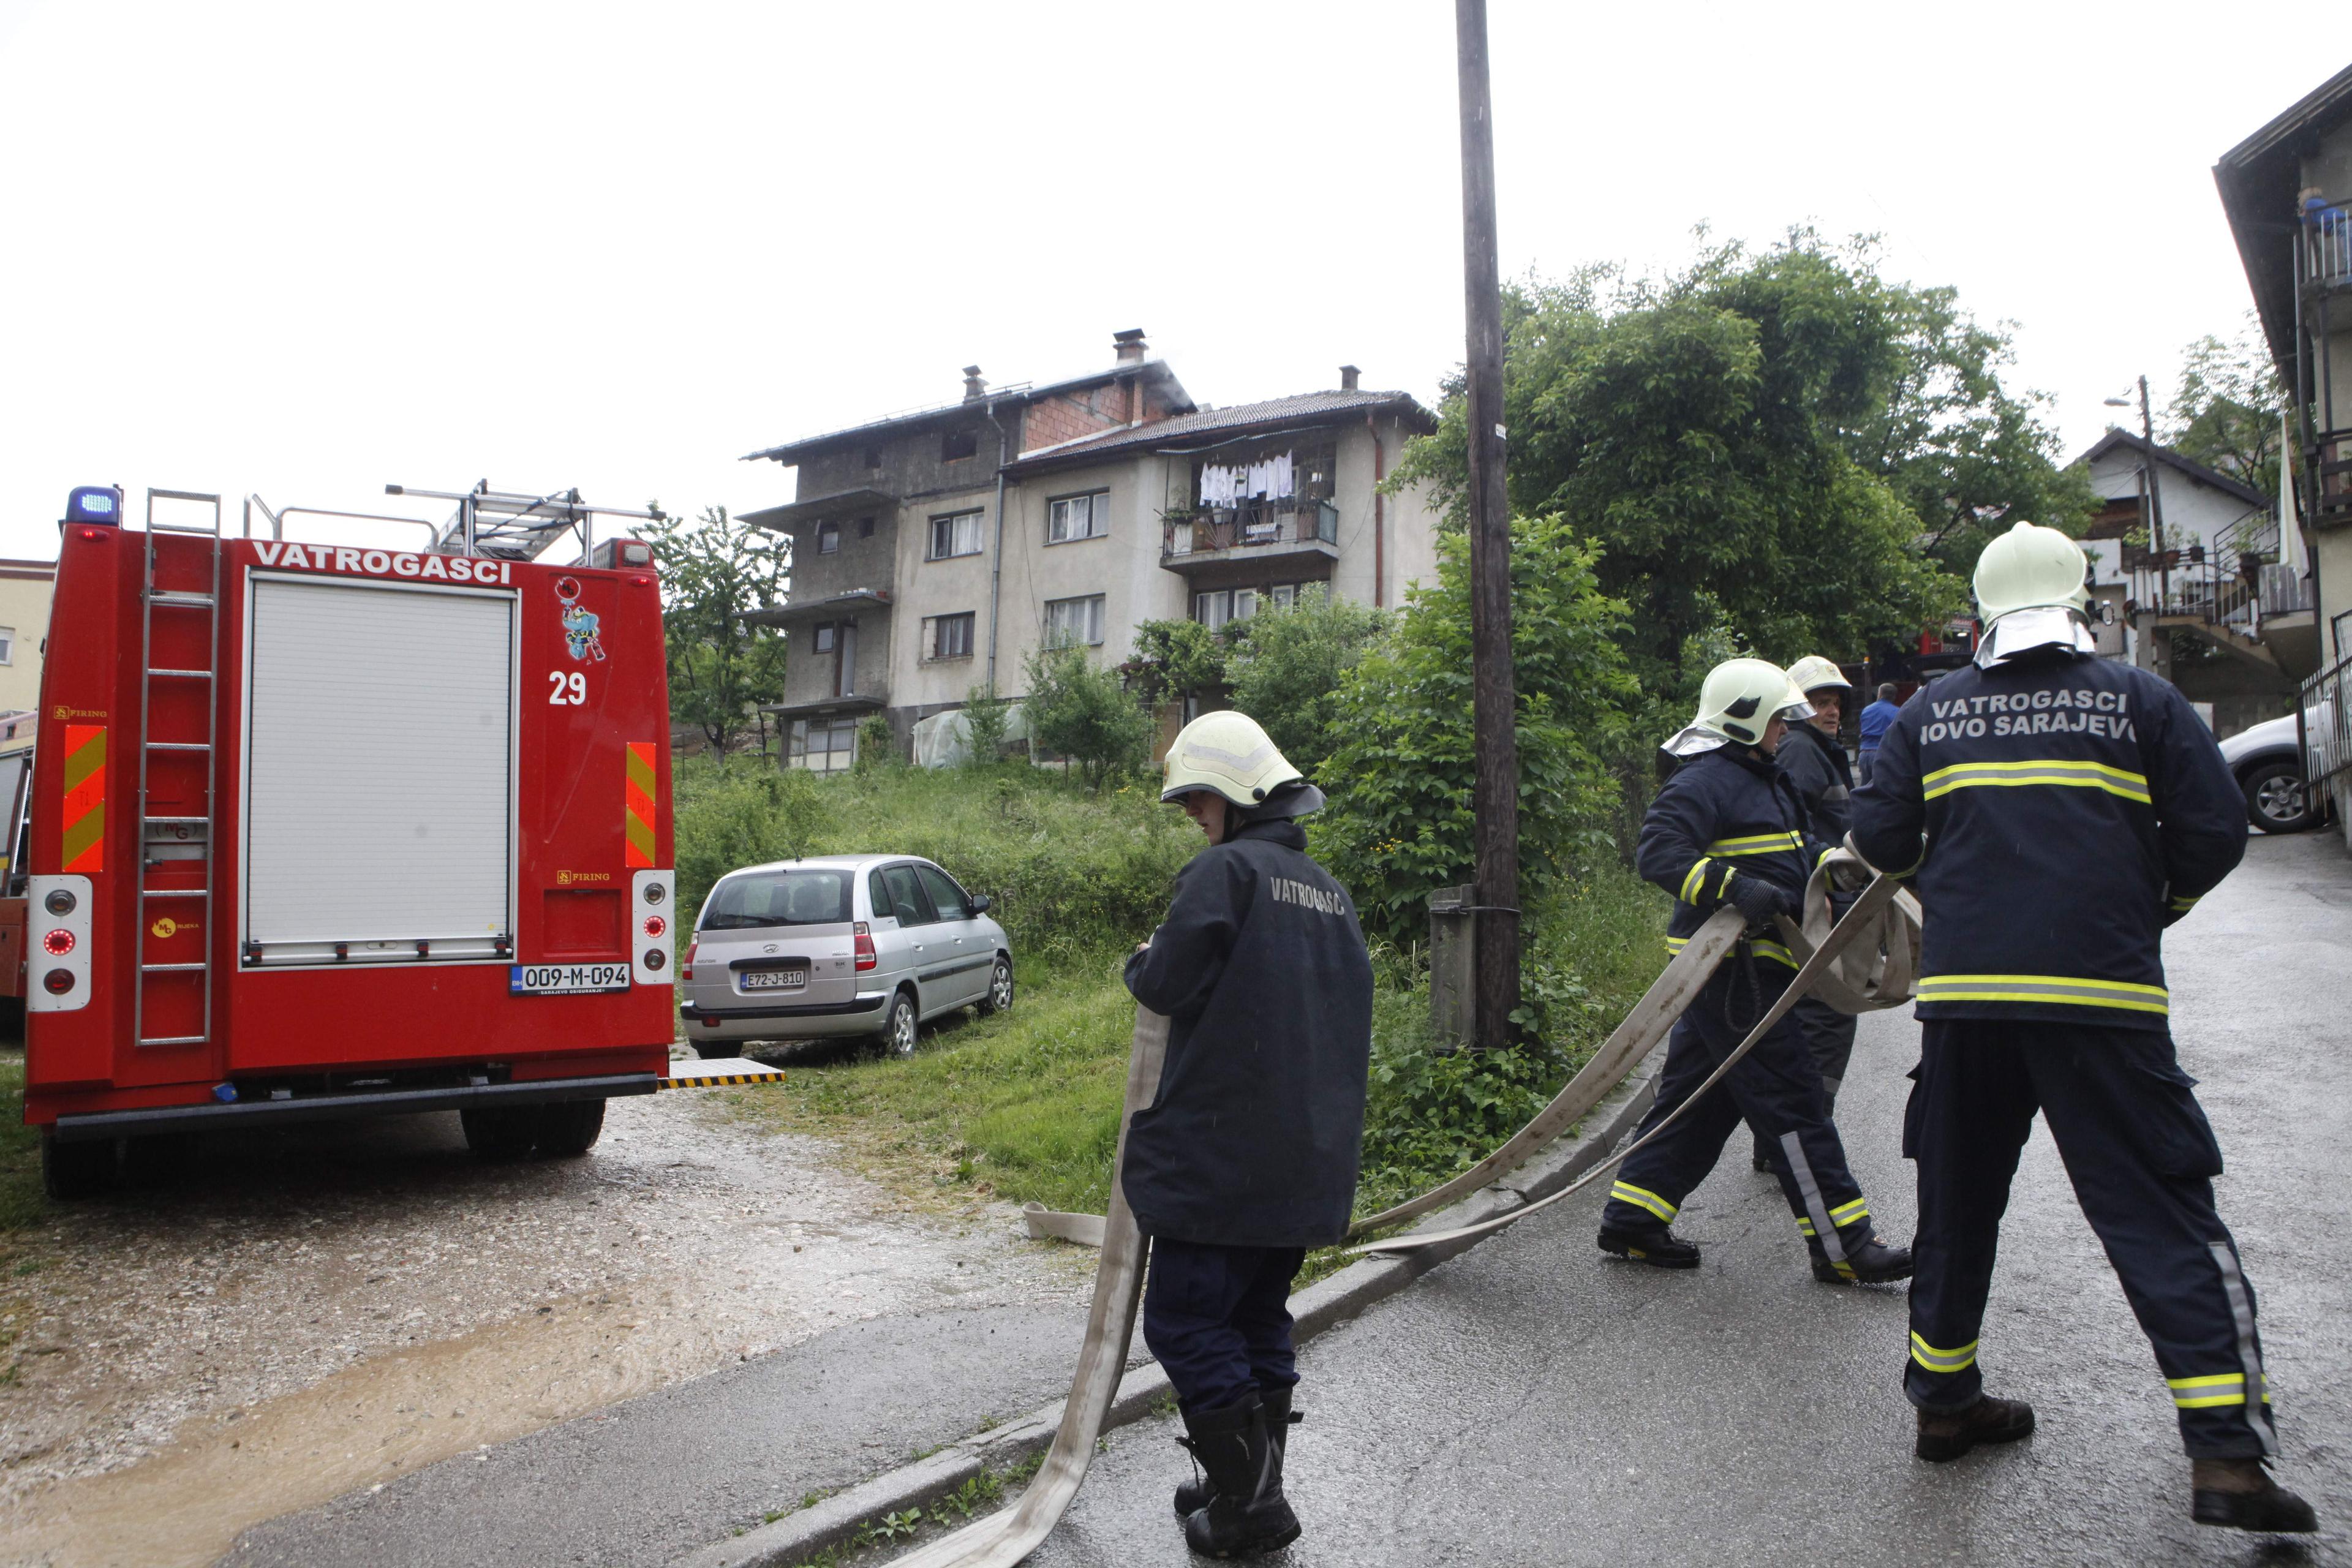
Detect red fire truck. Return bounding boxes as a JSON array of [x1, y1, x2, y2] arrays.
[[27, 483, 677, 1197]]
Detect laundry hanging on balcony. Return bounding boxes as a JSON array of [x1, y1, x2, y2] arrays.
[[1198, 451, 1294, 508]]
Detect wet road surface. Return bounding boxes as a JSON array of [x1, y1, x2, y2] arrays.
[[1028, 831, 2351, 1567]]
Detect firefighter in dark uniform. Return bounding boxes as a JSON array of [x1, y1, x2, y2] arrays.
[[1124, 710, 1374, 1559], [1598, 658, 1912, 1285], [1852, 521, 2316, 1533], [1751, 654, 1862, 1172]]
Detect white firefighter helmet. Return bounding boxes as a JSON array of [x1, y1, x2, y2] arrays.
[[1161, 710, 1306, 808], [1784, 655, 1852, 698], [1973, 519, 2091, 625], [1686, 657, 1812, 749]]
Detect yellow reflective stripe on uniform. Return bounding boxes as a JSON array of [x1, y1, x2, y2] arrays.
[[1663, 936, 1689, 954], [1921, 758, 2152, 804], [1910, 1333, 1978, 1373], [1679, 859, 1710, 903], [1830, 1197, 1869, 1227], [1714, 863, 1738, 899], [1610, 1181, 1678, 1223], [1749, 940, 1798, 969], [1704, 831, 1805, 856], [1916, 974, 2170, 1016], [2168, 1372, 2272, 1409], [2169, 893, 2201, 913]]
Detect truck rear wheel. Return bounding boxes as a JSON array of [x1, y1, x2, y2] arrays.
[[460, 1106, 538, 1159], [533, 1099, 606, 1156], [41, 1131, 118, 1200]]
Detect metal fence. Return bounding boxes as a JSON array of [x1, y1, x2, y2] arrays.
[[2301, 650, 2352, 790]]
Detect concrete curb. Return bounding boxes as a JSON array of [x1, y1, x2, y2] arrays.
[[678, 1054, 1664, 1568]]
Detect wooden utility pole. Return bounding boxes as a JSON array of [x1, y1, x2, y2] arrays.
[[1455, 0, 1521, 1049]]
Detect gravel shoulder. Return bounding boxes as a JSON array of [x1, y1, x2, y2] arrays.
[[0, 1058, 1088, 1568]]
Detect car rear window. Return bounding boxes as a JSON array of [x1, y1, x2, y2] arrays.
[[702, 870, 854, 929]]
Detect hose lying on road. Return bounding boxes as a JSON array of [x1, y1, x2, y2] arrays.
[[937, 853, 1915, 1567], [885, 1009, 1167, 1568]]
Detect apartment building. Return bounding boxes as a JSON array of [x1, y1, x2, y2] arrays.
[[0, 557, 56, 716], [740, 330, 1442, 769]]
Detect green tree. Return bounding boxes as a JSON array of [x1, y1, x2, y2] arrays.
[[1023, 645, 1152, 789], [1125, 618, 1229, 711], [2163, 318, 2288, 497], [1310, 514, 1636, 945], [962, 681, 1013, 767], [1393, 234, 2077, 685], [1224, 590, 1389, 778], [640, 504, 790, 754]]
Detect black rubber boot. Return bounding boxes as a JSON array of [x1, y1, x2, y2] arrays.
[[1597, 1223, 1701, 1269], [1177, 1394, 1301, 1559], [1916, 1394, 2036, 1461], [1810, 1227, 1913, 1284], [2191, 1458, 2319, 1533], [1174, 1385, 1294, 1517], [1751, 1139, 1776, 1174]]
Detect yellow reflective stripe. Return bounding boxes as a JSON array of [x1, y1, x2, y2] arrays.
[[1815, 846, 1836, 870], [1917, 973, 2169, 1016], [1663, 936, 1689, 954], [1679, 859, 1709, 903], [1705, 831, 1805, 856], [1796, 1217, 1815, 1235], [2169, 893, 2201, 912], [1830, 1197, 1869, 1226], [1749, 940, 1798, 969], [1610, 1182, 1678, 1223], [1910, 1332, 1979, 1373], [1714, 863, 1737, 899], [2168, 1372, 2272, 1408], [1922, 758, 2151, 805]]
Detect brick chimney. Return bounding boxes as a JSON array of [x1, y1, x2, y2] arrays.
[[962, 365, 987, 401], [1339, 364, 1361, 391], [1112, 328, 1148, 364]]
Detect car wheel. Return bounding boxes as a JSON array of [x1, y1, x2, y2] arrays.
[[460, 1106, 538, 1159], [2242, 760, 2319, 832], [534, 1099, 606, 1157], [40, 1131, 117, 1200], [878, 990, 919, 1058], [979, 957, 1014, 1016]]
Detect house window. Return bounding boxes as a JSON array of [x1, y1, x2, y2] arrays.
[[1193, 588, 1257, 630], [816, 520, 840, 555], [1265, 582, 1322, 611], [814, 624, 836, 654], [788, 717, 860, 774], [928, 510, 985, 560], [943, 428, 979, 462], [858, 516, 875, 540], [924, 612, 976, 662], [1044, 594, 1106, 647], [0, 626, 12, 665], [1047, 491, 1109, 544]]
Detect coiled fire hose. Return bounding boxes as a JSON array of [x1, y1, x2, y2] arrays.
[[903, 850, 1917, 1566]]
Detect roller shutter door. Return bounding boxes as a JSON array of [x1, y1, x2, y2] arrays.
[[244, 577, 514, 947]]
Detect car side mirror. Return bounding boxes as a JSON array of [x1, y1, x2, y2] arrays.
[[969, 894, 992, 914]]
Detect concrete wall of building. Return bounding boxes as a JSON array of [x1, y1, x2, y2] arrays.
[[0, 564, 55, 714]]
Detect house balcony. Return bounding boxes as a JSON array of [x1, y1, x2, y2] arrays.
[[2313, 429, 2352, 528], [1159, 499, 1340, 575]]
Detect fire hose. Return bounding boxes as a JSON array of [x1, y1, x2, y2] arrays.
[[895, 850, 1917, 1567]]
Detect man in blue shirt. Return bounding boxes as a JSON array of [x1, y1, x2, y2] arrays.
[[1855, 682, 1901, 785]]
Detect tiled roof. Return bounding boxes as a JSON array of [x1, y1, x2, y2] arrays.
[[1004, 389, 1436, 471]]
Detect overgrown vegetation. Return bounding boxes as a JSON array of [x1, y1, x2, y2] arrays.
[[1022, 645, 1153, 788], [639, 503, 790, 755]]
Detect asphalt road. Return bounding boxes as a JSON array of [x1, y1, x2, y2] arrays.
[[1028, 830, 2352, 1568]]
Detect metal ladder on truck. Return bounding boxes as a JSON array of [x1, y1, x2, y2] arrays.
[[135, 489, 224, 1049]]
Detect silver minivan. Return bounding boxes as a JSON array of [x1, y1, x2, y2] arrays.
[[679, 854, 1013, 1058]]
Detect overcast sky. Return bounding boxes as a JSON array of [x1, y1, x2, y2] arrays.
[[0, 1, 2334, 563]]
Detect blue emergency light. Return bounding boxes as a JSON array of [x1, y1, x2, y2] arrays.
[[66, 486, 123, 525]]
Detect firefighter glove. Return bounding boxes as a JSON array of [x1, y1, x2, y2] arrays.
[[1728, 871, 1800, 932]]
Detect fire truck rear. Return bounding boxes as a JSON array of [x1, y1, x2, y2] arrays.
[[28, 484, 677, 1197]]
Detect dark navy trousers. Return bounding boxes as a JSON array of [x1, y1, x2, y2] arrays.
[[1751, 995, 1860, 1162], [1904, 1020, 2278, 1459], [1142, 1238, 1306, 1414], [1602, 952, 1880, 1272]]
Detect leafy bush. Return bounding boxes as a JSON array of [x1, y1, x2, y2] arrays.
[[1023, 644, 1153, 789], [1311, 513, 1637, 946], [1224, 592, 1389, 778], [854, 711, 897, 771], [672, 761, 830, 924], [1125, 619, 1229, 710], [962, 682, 1012, 767]]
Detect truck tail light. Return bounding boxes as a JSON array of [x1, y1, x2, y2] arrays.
[[854, 921, 876, 971], [680, 939, 696, 980], [42, 929, 76, 957], [43, 968, 75, 995], [643, 914, 666, 939]]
